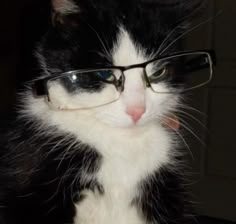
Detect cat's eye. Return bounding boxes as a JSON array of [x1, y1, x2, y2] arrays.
[[148, 67, 168, 82], [145, 52, 213, 93], [44, 69, 123, 110]]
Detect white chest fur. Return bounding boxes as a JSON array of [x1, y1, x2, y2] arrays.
[[73, 125, 172, 224]]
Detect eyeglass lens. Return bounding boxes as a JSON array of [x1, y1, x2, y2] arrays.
[[145, 52, 212, 93], [47, 69, 123, 109]]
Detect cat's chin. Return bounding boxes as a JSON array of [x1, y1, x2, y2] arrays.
[[101, 119, 154, 130]]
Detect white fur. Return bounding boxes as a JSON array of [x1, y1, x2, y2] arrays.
[[22, 27, 180, 224], [52, 0, 79, 14]]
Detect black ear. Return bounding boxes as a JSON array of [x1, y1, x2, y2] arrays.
[[51, 0, 80, 27]]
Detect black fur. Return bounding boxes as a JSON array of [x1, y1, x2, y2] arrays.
[[0, 0, 204, 223], [137, 168, 192, 224], [0, 119, 102, 224]]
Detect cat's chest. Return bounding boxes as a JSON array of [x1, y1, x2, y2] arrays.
[[73, 153, 149, 224], [73, 159, 144, 224], [73, 126, 172, 224], [73, 187, 143, 224]]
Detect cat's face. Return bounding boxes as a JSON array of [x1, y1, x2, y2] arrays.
[[32, 0, 200, 130]]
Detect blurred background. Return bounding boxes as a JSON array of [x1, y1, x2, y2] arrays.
[[183, 1, 236, 223], [0, 0, 235, 223]]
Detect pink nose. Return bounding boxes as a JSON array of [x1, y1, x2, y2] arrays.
[[126, 106, 146, 123]]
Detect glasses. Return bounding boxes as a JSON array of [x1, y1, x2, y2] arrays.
[[34, 50, 215, 110]]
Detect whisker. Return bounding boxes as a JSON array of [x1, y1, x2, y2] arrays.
[[159, 11, 223, 56], [175, 130, 194, 160], [178, 117, 206, 146], [162, 113, 205, 147], [44, 137, 70, 158], [177, 104, 206, 116], [160, 114, 196, 159], [44, 204, 58, 216], [154, 24, 183, 57], [174, 108, 207, 129], [84, 21, 112, 62], [168, 123, 194, 160], [56, 140, 78, 171]]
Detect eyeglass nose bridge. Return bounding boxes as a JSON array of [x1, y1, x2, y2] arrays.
[[116, 66, 152, 92], [142, 68, 152, 88]]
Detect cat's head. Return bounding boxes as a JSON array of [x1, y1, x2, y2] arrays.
[[24, 0, 204, 132]]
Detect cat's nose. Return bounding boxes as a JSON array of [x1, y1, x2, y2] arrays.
[[126, 106, 146, 123]]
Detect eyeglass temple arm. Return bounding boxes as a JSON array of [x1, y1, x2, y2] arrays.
[[184, 51, 216, 74], [33, 79, 48, 96]]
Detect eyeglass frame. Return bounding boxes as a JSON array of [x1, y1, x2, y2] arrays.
[[33, 50, 216, 97]]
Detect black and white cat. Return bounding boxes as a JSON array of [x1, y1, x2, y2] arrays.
[[0, 0, 207, 223]]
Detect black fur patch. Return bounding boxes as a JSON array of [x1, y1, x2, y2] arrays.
[[0, 119, 102, 224], [135, 167, 193, 224]]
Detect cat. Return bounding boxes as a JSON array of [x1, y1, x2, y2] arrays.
[[0, 0, 207, 223]]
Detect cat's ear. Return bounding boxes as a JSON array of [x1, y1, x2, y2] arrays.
[[51, 0, 80, 27], [51, 0, 79, 14]]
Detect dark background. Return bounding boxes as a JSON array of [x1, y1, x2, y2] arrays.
[[0, 0, 50, 122], [0, 1, 235, 223]]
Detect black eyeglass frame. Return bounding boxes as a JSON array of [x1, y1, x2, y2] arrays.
[[33, 50, 216, 97]]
